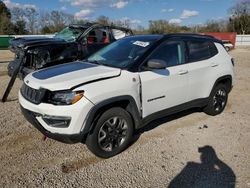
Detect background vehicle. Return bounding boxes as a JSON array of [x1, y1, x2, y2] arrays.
[[2, 23, 132, 102], [8, 23, 132, 79], [222, 40, 234, 51], [19, 34, 234, 158]]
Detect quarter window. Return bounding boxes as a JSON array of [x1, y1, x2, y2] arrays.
[[187, 40, 218, 62], [148, 41, 185, 67]]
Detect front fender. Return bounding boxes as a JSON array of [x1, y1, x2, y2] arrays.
[[81, 95, 142, 136]]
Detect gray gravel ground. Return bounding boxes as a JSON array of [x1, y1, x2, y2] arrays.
[[0, 48, 250, 188]]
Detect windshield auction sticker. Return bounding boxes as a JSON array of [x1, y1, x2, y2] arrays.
[[133, 41, 150, 47]]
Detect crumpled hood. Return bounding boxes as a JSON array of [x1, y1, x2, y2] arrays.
[[10, 36, 67, 51], [24, 61, 121, 91]]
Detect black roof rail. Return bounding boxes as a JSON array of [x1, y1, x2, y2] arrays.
[[162, 33, 223, 44]]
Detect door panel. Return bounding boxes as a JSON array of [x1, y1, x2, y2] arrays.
[[139, 40, 189, 118], [187, 56, 219, 101], [139, 65, 189, 117], [186, 40, 220, 101]]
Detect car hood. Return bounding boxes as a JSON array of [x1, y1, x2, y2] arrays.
[[24, 61, 121, 91], [10, 36, 68, 51]]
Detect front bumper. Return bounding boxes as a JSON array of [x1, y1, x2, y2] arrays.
[[8, 60, 18, 77], [8, 59, 33, 80], [20, 105, 81, 143], [19, 90, 94, 138]]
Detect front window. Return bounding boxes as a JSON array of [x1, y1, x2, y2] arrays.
[[148, 41, 185, 67], [54, 27, 84, 42], [87, 36, 160, 68]]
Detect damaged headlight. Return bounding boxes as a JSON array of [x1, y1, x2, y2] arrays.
[[48, 90, 84, 105], [28, 49, 51, 69]]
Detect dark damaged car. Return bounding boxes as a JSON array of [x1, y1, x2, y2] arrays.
[[8, 23, 133, 79]]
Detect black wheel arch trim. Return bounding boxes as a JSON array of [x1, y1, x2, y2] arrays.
[[81, 95, 141, 136], [211, 75, 233, 94]]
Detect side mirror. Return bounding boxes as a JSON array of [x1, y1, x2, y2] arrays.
[[147, 59, 167, 69]]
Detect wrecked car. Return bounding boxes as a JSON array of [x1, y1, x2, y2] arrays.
[[2, 23, 132, 102], [8, 23, 133, 79]]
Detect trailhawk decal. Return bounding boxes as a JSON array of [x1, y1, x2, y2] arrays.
[[147, 95, 166, 102]]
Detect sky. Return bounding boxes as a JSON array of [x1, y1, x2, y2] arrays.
[[2, 0, 238, 28]]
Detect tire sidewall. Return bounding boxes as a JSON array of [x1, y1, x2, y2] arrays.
[[86, 107, 134, 158], [205, 84, 228, 116]]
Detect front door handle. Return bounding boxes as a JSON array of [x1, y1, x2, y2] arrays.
[[178, 70, 188, 75], [211, 63, 218, 67]]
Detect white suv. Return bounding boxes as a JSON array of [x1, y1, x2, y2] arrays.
[[19, 34, 234, 158]]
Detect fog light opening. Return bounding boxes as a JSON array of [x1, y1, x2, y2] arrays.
[[42, 115, 71, 128]]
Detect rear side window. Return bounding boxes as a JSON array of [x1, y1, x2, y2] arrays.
[[187, 40, 218, 62]]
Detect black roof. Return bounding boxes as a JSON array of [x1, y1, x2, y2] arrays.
[[165, 33, 221, 43], [125, 33, 222, 44], [124, 34, 163, 41]]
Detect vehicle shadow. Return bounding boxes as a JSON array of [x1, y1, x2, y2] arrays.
[[167, 145, 236, 188], [136, 107, 202, 135], [129, 108, 202, 148]]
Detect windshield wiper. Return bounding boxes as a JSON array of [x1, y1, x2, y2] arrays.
[[87, 60, 102, 65], [86, 60, 120, 69]]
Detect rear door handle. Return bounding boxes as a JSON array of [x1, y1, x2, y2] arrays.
[[178, 70, 188, 75], [211, 63, 218, 67]]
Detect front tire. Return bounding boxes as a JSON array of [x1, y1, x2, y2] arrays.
[[86, 107, 134, 158], [204, 84, 228, 116]]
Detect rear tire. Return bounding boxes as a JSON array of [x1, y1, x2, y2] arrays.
[[86, 107, 134, 158], [204, 84, 228, 116]]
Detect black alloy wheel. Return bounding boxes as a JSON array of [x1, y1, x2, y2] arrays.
[[86, 107, 133, 158], [204, 84, 229, 116]]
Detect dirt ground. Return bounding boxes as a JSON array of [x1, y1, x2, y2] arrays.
[[0, 48, 250, 188], [0, 50, 14, 62]]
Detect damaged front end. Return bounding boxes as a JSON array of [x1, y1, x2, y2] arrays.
[[8, 37, 78, 79], [3, 36, 78, 102]]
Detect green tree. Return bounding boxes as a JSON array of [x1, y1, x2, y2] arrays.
[[49, 10, 75, 32], [25, 7, 38, 34], [149, 20, 169, 34], [148, 20, 187, 34], [229, 0, 250, 34], [196, 20, 229, 33], [0, 1, 14, 34], [41, 26, 52, 34], [0, 1, 11, 18], [13, 20, 27, 34]]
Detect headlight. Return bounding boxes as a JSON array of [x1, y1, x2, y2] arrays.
[[49, 90, 84, 105]]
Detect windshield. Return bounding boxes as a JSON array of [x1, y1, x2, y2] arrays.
[[87, 36, 160, 68], [54, 27, 84, 42]]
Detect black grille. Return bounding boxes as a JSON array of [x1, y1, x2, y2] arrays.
[[21, 84, 45, 104]]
